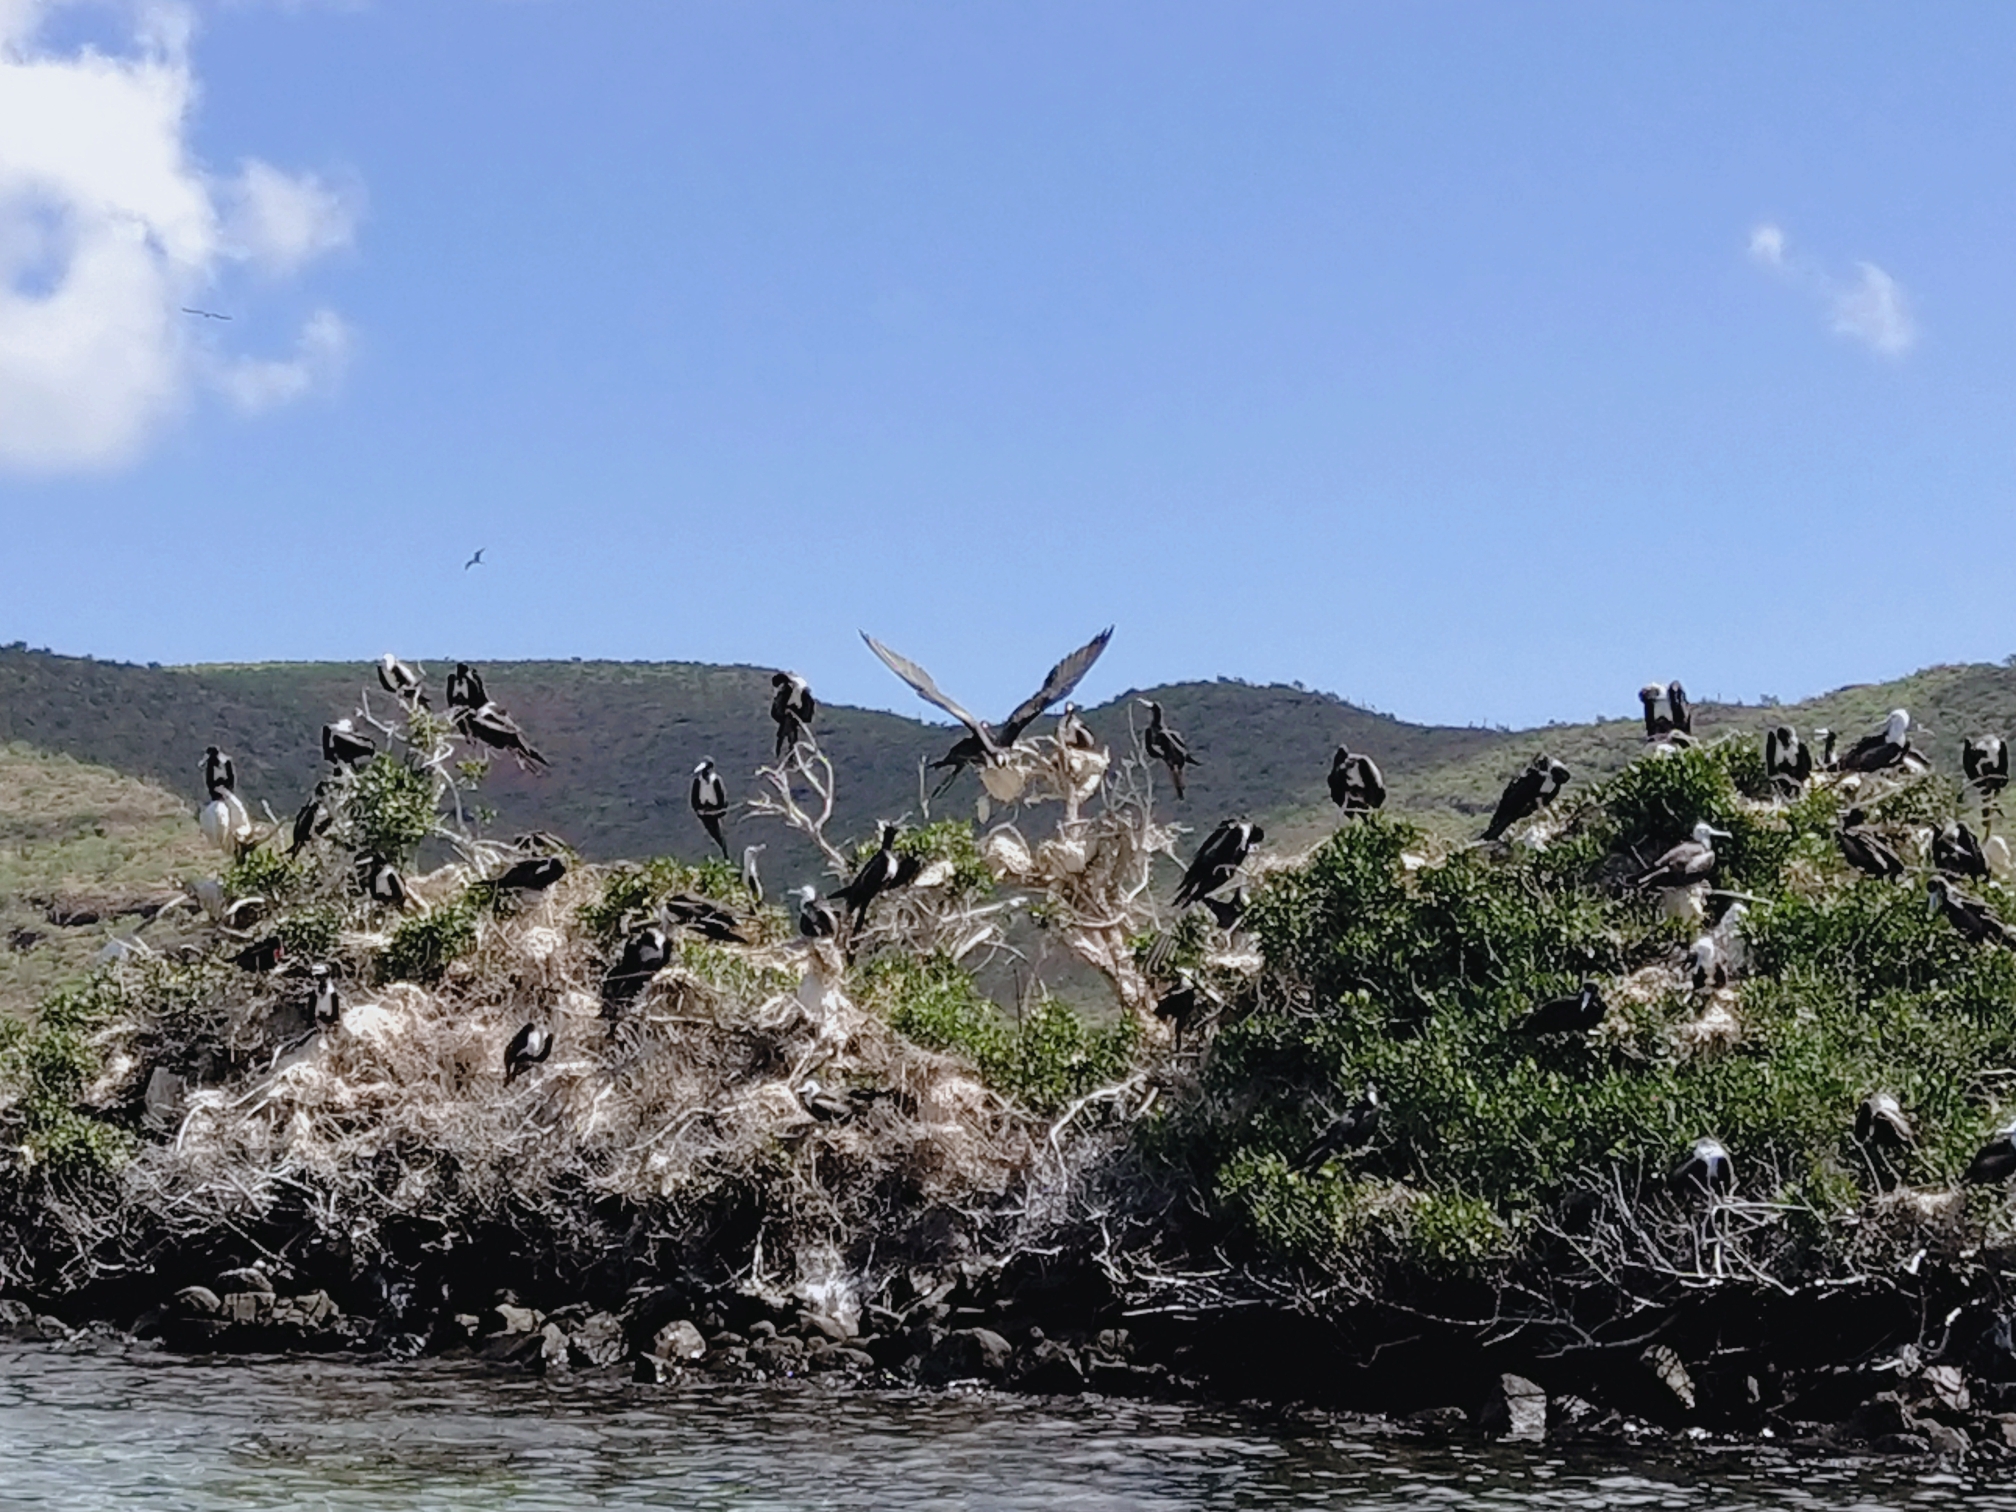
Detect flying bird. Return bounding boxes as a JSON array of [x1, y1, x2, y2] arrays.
[[1640, 681, 1693, 741], [446, 663, 489, 711], [1516, 982, 1607, 1035], [1836, 808, 1904, 880], [689, 759, 730, 858], [862, 627, 1113, 790], [1300, 1086, 1381, 1170], [180, 307, 231, 320], [831, 823, 906, 931], [1174, 820, 1263, 907], [322, 719, 376, 768], [456, 702, 548, 772], [504, 1023, 554, 1084], [1482, 755, 1571, 842], [1839, 709, 1914, 774], [1326, 746, 1386, 815], [1764, 725, 1811, 798], [1635, 821, 1730, 891], [465, 548, 486, 570], [770, 672, 816, 759], [377, 654, 429, 708], [1139, 699, 1196, 798]]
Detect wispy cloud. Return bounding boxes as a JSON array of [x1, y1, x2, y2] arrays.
[[0, 1, 360, 474], [1746, 221, 1917, 357]]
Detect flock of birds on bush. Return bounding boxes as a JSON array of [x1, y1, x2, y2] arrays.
[[175, 643, 2016, 1189]]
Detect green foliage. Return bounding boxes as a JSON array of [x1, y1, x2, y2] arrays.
[[376, 896, 480, 985], [224, 846, 305, 905], [0, 969, 140, 1179], [895, 821, 994, 902], [342, 755, 439, 866], [859, 954, 1133, 1114], [1185, 754, 2016, 1279], [577, 856, 727, 942], [275, 906, 343, 963]]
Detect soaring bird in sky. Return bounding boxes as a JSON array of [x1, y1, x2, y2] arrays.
[[465, 548, 486, 570], [862, 627, 1113, 790]]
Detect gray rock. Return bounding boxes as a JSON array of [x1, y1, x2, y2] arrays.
[[650, 1319, 707, 1362], [214, 1268, 273, 1297], [1844, 1392, 1918, 1443], [567, 1311, 627, 1370], [797, 1311, 853, 1343], [1017, 1339, 1086, 1394], [633, 1353, 674, 1384], [222, 1292, 272, 1325], [1923, 1420, 1971, 1460], [921, 1327, 1015, 1385], [1921, 1364, 1971, 1415], [1478, 1373, 1548, 1443], [174, 1286, 223, 1317], [750, 1334, 809, 1376], [821, 1346, 878, 1372]]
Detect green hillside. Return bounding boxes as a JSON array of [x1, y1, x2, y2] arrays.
[[0, 743, 211, 1010]]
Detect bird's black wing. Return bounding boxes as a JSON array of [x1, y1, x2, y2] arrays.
[[1483, 769, 1542, 839], [998, 627, 1114, 740], [861, 634, 995, 751], [1670, 682, 1691, 733]]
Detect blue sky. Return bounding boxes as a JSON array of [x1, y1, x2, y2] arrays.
[[2, 3, 2013, 728]]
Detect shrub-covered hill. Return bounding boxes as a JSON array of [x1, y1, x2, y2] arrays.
[[0, 745, 212, 1012]]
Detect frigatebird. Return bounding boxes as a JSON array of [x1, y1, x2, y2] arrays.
[[1516, 983, 1606, 1035], [792, 885, 840, 940], [602, 925, 671, 1010], [1174, 820, 1263, 907], [1482, 755, 1571, 841], [1674, 1136, 1734, 1196], [378, 654, 429, 707], [202, 745, 236, 799], [322, 719, 376, 768], [505, 1022, 553, 1083], [1635, 821, 1729, 891], [1327, 747, 1385, 814], [862, 627, 1112, 791], [770, 673, 816, 759], [1837, 808, 1903, 880], [1139, 699, 1195, 799], [1928, 875, 2014, 946], [1300, 1086, 1381, 1170], [690, 759, 729, 858], [1840, 710, 1914, 774], [446, 663, 488, 711], [1934, 820, 1989, 880], [1764, 725, 1811, 798], [1963, 1124, 2016, 1184], [1640, 681, 1692, 741], [457, 702, 548, 772], [832, 823, 906, 931], [1966, 735, 2009, 800]]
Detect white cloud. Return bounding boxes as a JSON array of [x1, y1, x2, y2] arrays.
[[1830, 261, 1916, 356], [1746, 223, 1785, 268], [0, 1, 358, 474], [1745, 222, 1917, 357]]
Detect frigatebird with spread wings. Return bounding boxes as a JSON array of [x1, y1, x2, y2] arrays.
[[862, 627, 1113, 791]]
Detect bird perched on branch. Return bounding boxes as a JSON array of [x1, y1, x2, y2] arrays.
[[1935, 820, 1989, 880], [1674, 1136, 1734, 1196], [1174, 820, 1263, 907], [233, 936, 283, 973], [689, 759, 729, 859], [1764, 725, 1812, 798], [1139, 699, 1195, 799], [862, 627, 1113, 792], [202, 745, 236, 798], [798, 1078, 884, 1123], [1640, 681, 1692, 742], [1813, 728, 1838, 771], [310, 963, 342, 1027], [1198, 888, 1246, 930], [1056, 702, 1097, 752], [504, 1023, 554, 1083], [660, 893, 748, 944], [792, 885, 840, 940], [377, 654, 428, 708], [1300, 1086, 1381, 1170], [1516, 982, 1606, 1035], [447, 663, 488, 712], [1963, 1123, 2016, 1184], [1839, 709, 1915, 774], [492, 855, 566, 892], [358, 857, 408, 910], [741, 844, 766, 905], [1326, 746, 1386, 815], [832, 823, 906, 931], [1635, 821, 1729, 891], [1836, 808, 1903, 880], [1482, 755, 1571, 842], [1965, 735, 2009, 802], [602, 925, 671, 1011], [290, 782, 333, 857], [1855, 1092, 1915, 1153], [456, 702, 548, 772], [1928, 875, 2014, 946], [770, 672, 815, 759], [322, 718, 376, 768], [1152, 972, 1218, 1048]]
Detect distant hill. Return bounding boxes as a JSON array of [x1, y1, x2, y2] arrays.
[[3, 645, 2014, 878]]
